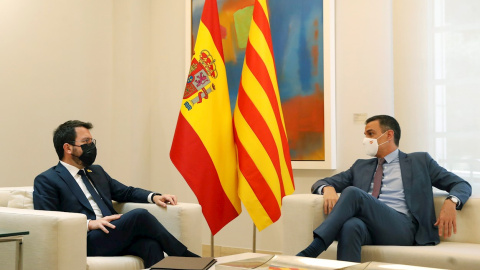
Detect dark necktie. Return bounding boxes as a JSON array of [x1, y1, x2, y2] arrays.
[[372, 158, 385, 198], [78, 170, 112, 217]]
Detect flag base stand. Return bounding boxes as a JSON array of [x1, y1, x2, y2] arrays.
[[211, 233, 214, 257], [252, 223, 256, 253]]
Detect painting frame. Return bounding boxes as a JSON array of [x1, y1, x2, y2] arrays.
[[186, 0, 336, 170], [291, 0, 336, 170]]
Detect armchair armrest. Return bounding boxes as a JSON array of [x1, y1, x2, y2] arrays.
[[282, 194, 327, 256], [0, 207, 87, 270], [113, 202, 202, 255]]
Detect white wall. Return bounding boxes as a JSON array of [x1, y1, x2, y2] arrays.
[[0, 0, 115, 185], [392, 0, 430, 153], [0, 0, 396, 254]]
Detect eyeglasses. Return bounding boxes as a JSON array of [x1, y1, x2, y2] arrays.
[[69, 139, 96, 147]]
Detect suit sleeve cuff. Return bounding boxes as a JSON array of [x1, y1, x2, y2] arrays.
[[452, 195, 461, 208], [318, 185, 328, 195], [148, 193, 162, 203], [148, 193, 154, 203]]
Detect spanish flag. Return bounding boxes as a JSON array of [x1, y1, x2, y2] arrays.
[[170, 0, 241, 235], [233, 0, 295, 231]]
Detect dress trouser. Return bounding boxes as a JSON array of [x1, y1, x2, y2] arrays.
[[87, 208, 188, 267], [313, 186, 418, 262]]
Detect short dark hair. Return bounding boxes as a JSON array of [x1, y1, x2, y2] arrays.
[[53, 120, 93, 160], [365, 115, 401, 146]]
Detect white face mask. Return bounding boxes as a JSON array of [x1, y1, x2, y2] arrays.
[[363, 131, 388, 157]]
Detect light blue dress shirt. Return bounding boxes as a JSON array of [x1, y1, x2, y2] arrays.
[[318, 149, 411, 216], [369, 149, 411, 217]]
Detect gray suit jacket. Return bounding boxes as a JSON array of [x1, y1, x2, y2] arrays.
[[311, 151, 472, 245]]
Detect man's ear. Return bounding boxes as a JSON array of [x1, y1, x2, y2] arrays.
[[387, 130, 395, 141], [63, 143, 73, 156]]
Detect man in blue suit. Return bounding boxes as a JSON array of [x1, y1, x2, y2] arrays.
[[33, 120, 199, 268], [297, 115, 472, 262]]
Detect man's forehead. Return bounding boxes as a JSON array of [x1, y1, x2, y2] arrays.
[[74, 127, 92, 138], [365, 121, 381, 132]]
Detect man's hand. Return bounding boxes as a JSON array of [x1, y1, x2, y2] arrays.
[[153, 194, 177, 208], [88, 214, 122, 233], [434, 199, 457, 238], [323, 186, 338, 215]]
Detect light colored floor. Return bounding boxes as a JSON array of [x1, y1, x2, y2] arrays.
[[201, 245, 281, 257]]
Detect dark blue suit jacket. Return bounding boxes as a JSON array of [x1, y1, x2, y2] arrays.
[[311, 151, 472, 246], [33, 162, 152, 220]]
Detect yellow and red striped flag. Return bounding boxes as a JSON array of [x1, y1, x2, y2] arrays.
[[170, 0, 241, 235], [233, 0, 295, 231]]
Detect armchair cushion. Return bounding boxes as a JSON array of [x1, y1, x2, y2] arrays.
[[7, 189, 34, 209], [0, 186, 33, 208], [87, 256, 144, 270]]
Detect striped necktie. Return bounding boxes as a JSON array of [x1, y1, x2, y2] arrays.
[[372, 158, 385, 198]]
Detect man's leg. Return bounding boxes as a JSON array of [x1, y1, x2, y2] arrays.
[[336, 217, 372, 262], [87, 209, 197, 258], [121, 238, 164, 268], [298, 187, 416, 260]]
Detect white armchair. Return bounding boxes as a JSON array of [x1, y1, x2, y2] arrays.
[[282, 193, 480, 270], [0, 187, 202, 270]]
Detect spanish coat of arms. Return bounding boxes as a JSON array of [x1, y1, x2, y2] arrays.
[[183, 50, 218, 111]]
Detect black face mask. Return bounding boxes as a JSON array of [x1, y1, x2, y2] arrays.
[[74, 142, 97, 167]]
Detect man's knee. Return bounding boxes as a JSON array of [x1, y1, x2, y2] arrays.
[[127, 208, 151, 218], [342, 186, 362, 195], [340, 186, 365, 202], [122, 208, 158, 225]]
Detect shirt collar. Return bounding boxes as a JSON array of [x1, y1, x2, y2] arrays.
[[60, 160, 83, 178], [383, 148, 399, 164]]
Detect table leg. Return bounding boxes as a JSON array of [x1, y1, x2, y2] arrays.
[[0, 238, 23, 270]]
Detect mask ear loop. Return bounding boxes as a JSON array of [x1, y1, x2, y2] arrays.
[[378, 140, 389, 146], [376, 130, 388, 140], [377, 130, 392, 146]]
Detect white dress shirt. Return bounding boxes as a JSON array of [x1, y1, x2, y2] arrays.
[[60, 161, 104, 220]]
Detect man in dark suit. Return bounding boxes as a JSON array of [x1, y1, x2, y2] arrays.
[[33, 120, 199, 268], [297, 115, 472, 262]]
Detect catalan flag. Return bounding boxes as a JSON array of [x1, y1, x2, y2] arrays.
[[170, 0, 241, 235], [233, 0, 295, 231]]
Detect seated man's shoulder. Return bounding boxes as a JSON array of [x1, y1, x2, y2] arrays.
[[36, 165, 58, 178], [403, 151, 431, 159], [34, 166, 62, 188], [353, 157, 376, 165], [87, 164, 105, 173]]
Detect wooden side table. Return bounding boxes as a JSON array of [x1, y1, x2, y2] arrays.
[[0, 230, 29, 270]]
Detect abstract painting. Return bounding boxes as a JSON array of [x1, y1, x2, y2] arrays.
[[191, 0, 335, 168]]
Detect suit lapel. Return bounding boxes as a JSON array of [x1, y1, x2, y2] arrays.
[[55, 162, 94, 213], [85, 168, 114, 212], [399, 151, 413, 207]]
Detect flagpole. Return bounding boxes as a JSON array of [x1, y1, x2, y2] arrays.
[[211, 234, 214, 257], [252, 223, 257, 253]]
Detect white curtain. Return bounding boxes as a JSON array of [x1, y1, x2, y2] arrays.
[[394, 0, 480, 195]]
